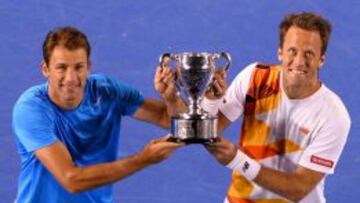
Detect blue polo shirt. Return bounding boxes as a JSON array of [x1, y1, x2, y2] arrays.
[[12, 74, 145, 203]]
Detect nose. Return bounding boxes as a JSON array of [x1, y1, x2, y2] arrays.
[[293, 53, 306, 67], [64, 68, 78, 84]]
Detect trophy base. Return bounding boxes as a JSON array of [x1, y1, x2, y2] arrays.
[[168, 136, 217, 144], [170, 114, 218, 144]]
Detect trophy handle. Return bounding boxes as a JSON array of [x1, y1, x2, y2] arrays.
[[219, 52, 232, 71]]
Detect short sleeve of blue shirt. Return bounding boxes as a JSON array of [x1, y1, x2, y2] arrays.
[[90, 75, 145, 116], [13, 89, 58, 152]]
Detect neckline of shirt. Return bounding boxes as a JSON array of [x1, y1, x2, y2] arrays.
[[45, 80, 90, 113], [279, 69, 326, 105]]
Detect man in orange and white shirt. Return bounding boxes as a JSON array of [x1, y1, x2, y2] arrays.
[[202, 12, 351, 203]]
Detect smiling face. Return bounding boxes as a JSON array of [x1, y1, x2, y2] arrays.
[[41, 46, 90, 109], [278, 26, 324, 99]]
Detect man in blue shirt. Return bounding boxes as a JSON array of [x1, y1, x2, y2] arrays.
[[12, 26, 184, 203]]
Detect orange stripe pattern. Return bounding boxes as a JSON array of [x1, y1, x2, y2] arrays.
[[227, 64, 302, 202]]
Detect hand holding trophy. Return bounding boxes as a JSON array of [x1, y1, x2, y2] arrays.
[[159, 52, 231, 144]]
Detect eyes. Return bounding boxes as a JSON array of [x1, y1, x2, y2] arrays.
[[54, 63, 87, 73], [287, 47, 316, 60], [54, 64, 66, 72]]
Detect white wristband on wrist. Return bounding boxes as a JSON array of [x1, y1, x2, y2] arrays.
[[201, 97, 223, 116], [226, 150, 261, 181]]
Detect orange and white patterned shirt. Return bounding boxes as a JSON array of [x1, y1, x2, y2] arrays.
[[219, 63, 351, 203]]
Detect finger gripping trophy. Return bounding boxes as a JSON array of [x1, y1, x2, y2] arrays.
[[159, 52, 231, 144]]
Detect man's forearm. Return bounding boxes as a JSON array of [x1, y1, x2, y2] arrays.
[[159, 96, 187, 128], [223, 147, 323, 202], [63, 153, 151, 193], [253, 166, 320, 202], [164, 96, 187, 116]]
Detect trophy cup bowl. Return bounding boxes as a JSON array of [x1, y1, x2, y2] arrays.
[[160, 52, 231, 144]]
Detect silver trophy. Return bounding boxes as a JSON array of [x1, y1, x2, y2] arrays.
[[159, 52, 231, 144]]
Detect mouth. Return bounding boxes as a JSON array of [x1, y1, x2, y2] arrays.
[[60, 84, 81, 92], [288, 68, 308, 75]]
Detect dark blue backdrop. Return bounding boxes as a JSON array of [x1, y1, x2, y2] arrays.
[[1, 1, 359, 202]]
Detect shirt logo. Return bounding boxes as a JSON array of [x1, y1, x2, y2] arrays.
[[311, 155, 334, 168], [299, 127, 310, 135], [95, 96, 102, 106], [242, 161, 250, 172]]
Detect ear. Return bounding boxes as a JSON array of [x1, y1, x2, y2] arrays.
[[40, 60, 50, 78], [88, 60, 92, 72], [277, 48, 283, 62], [319, 55, 325, 69]]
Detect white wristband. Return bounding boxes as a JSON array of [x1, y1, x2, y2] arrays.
[[226, 150, 261, 181], [201, 97, 223, 116]]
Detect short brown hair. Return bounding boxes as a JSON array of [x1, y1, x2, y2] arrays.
[[279, 12, 332, 56], [42, 26, 91, 65]]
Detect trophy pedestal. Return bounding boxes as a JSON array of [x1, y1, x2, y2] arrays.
[[170, 114, 218, 144]]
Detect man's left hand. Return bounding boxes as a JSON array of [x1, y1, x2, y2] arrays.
[[205, 67, 228, 100]]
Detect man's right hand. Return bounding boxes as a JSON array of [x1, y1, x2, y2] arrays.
[[139, 134, 185, 165], [204, 136, 237, 166]]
